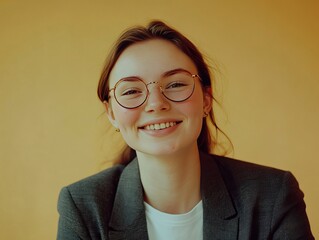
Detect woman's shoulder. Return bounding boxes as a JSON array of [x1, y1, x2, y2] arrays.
[[57, 164, 127, 211], [208, 154, 301, 197], [57, 164, 128, 238], [201, 153, 301, 195], [63, 164, 126, 197], [210, 153, 291, 178], [205, 155, 313, 239]]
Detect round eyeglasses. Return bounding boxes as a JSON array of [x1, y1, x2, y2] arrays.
[[108, 72, 201, 109]]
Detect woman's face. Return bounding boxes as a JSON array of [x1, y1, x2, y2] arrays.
[[106, 39, 211, 157]]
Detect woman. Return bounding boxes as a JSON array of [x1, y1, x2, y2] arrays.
[[57, 21, 314, 239]]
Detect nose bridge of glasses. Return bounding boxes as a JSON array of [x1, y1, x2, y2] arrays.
[[146, 81, 163, 92], [146, 81, 159, 87]]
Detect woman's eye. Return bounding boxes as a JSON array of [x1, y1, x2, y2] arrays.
[[121, 89, 142, 96], [166, 82, 186, 89]]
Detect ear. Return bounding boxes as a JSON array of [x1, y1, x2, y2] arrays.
[[203, 87, 213, 114], [103, 101, 119, 129]]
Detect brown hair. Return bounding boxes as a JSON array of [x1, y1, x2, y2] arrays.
[[97, 20, 231, 165]]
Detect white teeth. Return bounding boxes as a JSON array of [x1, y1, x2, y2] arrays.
[[144, 122, 177, 130]]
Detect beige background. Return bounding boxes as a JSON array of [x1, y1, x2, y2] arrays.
[[0, 0, 318, 239]]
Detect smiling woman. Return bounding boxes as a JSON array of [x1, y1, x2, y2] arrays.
[[104, 39, 210, 158], [56, 20, 314, 239]]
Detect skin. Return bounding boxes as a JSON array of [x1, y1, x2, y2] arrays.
[[105, 39, 212, 214]]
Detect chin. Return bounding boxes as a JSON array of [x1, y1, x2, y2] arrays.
[[138, 142, 195, 158]]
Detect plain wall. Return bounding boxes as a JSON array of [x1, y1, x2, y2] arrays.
[[0, 0, 318, 239]]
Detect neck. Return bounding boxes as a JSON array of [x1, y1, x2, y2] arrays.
[[137, 145, 201, 214]]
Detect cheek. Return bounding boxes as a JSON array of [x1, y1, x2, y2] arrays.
[[180, 104, 203, 119], [183, 89, 205, 116], [112, 103, 140, 129], [180, 89, 205, 133]]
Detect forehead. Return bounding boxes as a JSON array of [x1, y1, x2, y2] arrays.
[[109, 39, 197, 86]]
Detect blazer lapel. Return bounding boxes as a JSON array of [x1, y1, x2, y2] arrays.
[[108, 153, 238, 240], [108, 158, 148, 240], [200, 152, 239, 239]]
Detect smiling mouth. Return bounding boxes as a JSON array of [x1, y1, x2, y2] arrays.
[[141, 121, 181, 130]]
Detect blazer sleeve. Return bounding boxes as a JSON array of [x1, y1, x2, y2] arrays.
[[271, 171, 314, 239], [57, 187, 91, 240]]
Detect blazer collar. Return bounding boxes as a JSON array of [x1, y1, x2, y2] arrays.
[[200, 152, 238, 239], [108, 153, 238, 240], [108, 159, 148, 239]]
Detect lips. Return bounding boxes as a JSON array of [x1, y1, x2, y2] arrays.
[[140, 121, 182, 130]]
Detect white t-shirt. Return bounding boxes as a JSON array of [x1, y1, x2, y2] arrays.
[[144, 201, 203, 240]]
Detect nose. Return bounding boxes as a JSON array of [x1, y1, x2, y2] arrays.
[[144, 83, 170, 112]]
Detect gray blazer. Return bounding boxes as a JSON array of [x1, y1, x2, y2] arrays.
[[57, 153, 314, 239]]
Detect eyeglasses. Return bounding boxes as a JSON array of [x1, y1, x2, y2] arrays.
[[108, 71, 201, 109]]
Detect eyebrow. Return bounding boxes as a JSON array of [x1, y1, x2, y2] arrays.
[[118, 68, 193, 82], [162, 68, 193, 77]]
